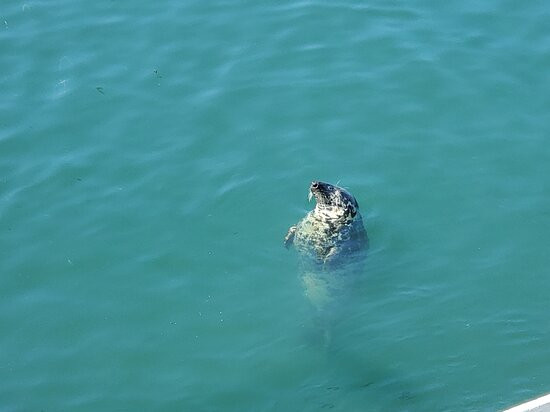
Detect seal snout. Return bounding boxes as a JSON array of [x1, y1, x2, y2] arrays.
[[308, 181, 318, 202], [310, 181, 332, 194], [309, 181, 334, 204]]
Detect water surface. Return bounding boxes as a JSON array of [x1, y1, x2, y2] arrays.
[[2, 1, 550, 410]]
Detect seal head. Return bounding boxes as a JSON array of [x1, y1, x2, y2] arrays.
[[308, 181, 359, 222]]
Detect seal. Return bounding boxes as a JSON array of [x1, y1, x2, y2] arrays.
[[285, 181, 368, 264], [285, 181, 368, 311]]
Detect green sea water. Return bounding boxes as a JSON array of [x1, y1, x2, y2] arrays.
[[2, 1, 550, 410]]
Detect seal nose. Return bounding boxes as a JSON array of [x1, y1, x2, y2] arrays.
[[311, 181, 319, 189]]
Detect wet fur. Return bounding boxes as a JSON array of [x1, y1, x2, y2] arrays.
[[285, 182, 368, 268]]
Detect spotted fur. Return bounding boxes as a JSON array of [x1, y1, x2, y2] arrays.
[[285, 181, 368, 267]]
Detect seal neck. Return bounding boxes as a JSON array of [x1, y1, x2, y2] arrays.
[[314, 204, 354, 223]]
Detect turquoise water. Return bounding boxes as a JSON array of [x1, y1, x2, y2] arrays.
[[2, 0, 550, 410]]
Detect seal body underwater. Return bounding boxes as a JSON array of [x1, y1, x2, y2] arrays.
[[285, 181, 368, 311]]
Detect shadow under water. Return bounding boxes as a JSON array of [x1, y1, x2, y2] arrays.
[[295, 254, 420, 410]]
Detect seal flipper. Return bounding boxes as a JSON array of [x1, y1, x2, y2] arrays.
[[323, 246, 338, 264], [284, 226, 297, 249]]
